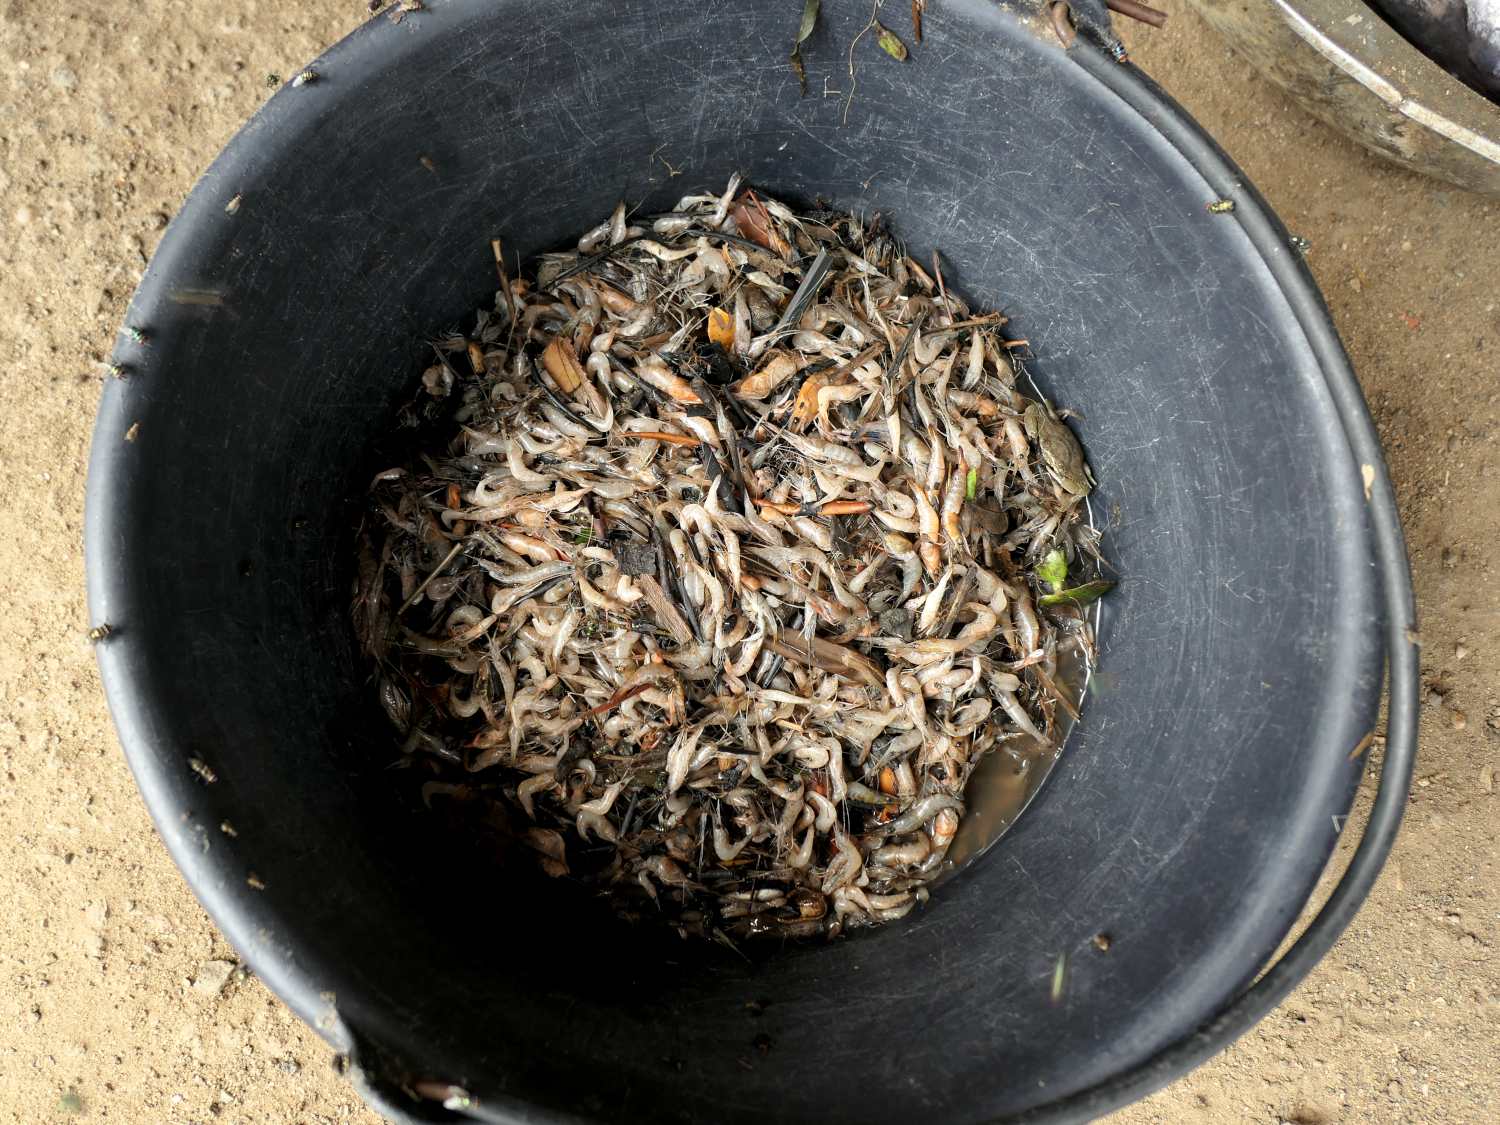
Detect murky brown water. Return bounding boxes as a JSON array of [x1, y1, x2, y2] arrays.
[[936, 635, 1090, 879], [935, 464, 1101, 881]]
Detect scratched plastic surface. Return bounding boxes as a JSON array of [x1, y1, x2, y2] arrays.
[[85, 1, 1383, 1123]]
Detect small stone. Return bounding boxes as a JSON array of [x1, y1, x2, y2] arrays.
[[879, 607, 913, 641], [1455, 644, 1470, 660], [612, 541, 657, 577], [190, 960, 236, 995], [51, 67, 78, 90], [13, 204, 34, 225], [1401, 240, 1413, 252], [1481, 766, 1494, 793], [1452, 712, 1467, 730]]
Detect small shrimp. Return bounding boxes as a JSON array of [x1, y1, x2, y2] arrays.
[[915, 568, 952, 636], [517, 774, 556, 820], [879, 793, 963, 836], [788, 825, 816, 868], [634, 362, 701, 404], [923, 428, 947, 498], [355, 176, 1113, 943], [940, 460, 967, 542], [713, 819, 751, 861], [507, 438, 552, 486], [947, 389, 1000, 416], [500, 532, 561, 565], [872, 835, 931, 867], [736, 352, 804, 400], [1012, 585, 1040, 658], [1003, 415, 1035, 481]]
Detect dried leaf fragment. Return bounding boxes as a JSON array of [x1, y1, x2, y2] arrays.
[[790, 0, 820, 97], [525, 827, 570, 877], [790, 370, 835, 432], [735, 352, 804, 399], [875, 20, 908, 60], [707, 307, 736, 349], [1039, 580, 1115, 608], [541, 336, 585, 394], [730, 198, 792, 257]]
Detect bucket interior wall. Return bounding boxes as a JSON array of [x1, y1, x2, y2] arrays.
[[86, 1, 1383, 1122]]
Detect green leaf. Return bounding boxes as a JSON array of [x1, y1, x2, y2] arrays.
[[573, 526, 593, 546], [1036, 549, 1067, 593], [790, 0, 820, 98], [874, 20, 908, 60], [965, 468, 978, 500], [796, 0, 820, 40], [1040, 580, 1116, 608]]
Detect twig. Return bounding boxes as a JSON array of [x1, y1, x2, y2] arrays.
[[551, 234, 655, 285], [395, 540, 464, 617], [845, 0, 882, 124], [492, 237, 516, 359], [1104, 0, 1168, 28], [942, 313, 1011, 331], [930, 250, 954, 322]]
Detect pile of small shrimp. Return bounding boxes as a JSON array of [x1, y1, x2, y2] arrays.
[[353, 174, 1110, 945]]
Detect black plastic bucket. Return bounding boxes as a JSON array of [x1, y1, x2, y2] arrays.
[[84, 1, 1418, 1122]]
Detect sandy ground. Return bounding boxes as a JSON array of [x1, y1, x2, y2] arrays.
[[0, 1, 1496, 1123]]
